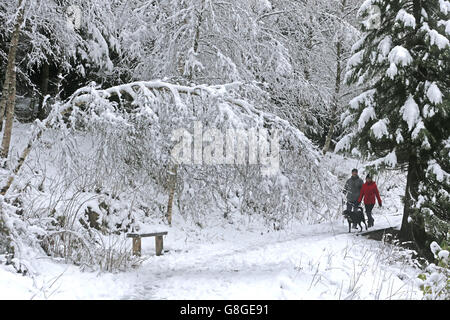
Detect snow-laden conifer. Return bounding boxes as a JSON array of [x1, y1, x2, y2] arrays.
[[340, 0, 449, 253]]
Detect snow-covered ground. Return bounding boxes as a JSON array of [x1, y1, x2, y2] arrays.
[[122, 215, 420, 300], [0, 211, 422, 300], [0, 122, 424, 300]]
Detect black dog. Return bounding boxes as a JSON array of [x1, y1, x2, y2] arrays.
[[343, 206, 368, 233]]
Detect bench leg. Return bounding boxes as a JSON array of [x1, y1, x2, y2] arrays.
[[155, 235, 163, 256], [132, 238, 141, 256]]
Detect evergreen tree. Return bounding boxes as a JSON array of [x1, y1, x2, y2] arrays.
[[339, 0, 450, 255]]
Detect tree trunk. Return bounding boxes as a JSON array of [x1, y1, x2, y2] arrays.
[[323, 0, 347, 155], [1, 67, 17, 159], [0, 77, 10, 132], [1, 1, 28, 252], [0, 0, 24, 159], [323, 37, 343, 155], [322, 121, 336, 155], [0, 211, 12, 255], [166, 164, 178, 226], [37, 61, 49, 120], [399, 154, 430, 258], [398, 0, 432, 259], [412, 0, 422, 29], [192, 1, 205, 54], [184, 0, 205, 79], [399, 155, 418, 241]]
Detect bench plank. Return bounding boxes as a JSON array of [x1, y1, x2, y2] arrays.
[[127, 232, 168, 238]]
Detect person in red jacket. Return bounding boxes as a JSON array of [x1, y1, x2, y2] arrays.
[[357, 174, 382, 228]]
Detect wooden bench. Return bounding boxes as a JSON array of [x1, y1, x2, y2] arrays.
[[126, 232, 168, 256]]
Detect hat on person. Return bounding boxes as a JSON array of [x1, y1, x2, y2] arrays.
[[352, 168, 358, 173], [366, 174, 372, 179]]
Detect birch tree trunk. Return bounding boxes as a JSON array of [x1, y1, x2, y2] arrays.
[[1, 0, 25, 159], [0, 0, 24, 258], [1, 68, 17, 159], [0, 78, 10, 132]]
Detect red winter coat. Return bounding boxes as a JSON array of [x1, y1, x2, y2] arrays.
[[358, 181, 382, 205]]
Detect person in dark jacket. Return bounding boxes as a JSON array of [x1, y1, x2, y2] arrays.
[[357, 174, 382, 227], [344, 169, 364, 228]]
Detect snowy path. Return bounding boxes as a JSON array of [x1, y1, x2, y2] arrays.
[[123, 231, 335, 299], [120, 213, 420, 300]]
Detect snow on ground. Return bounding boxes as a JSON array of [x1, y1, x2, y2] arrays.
[[1, 213, 421, 300], [0, 122, 423, 300], [122, 216, 419, 300], [0, 256, 134, 300]]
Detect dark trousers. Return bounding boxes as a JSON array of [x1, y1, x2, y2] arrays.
[[365, 204, 375, 225]]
